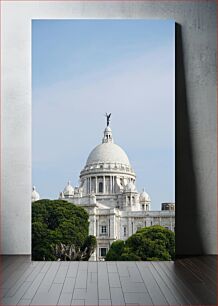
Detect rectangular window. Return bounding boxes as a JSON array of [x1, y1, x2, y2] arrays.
[[99, 182, 103, 192], [100, 225, 107, 235], [99, 248, 107, 257], [123, 226, 127, 237]]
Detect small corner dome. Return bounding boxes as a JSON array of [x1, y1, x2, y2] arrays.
[[139, 189, 151, 202], [63, 181, 74, 196], [86, 143, 130, 166], [32, 186, 40, 202]]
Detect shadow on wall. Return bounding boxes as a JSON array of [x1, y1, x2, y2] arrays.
[[175, 23, 206, 256]]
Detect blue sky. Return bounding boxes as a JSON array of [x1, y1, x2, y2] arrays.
[[32, 19, 175, 210]]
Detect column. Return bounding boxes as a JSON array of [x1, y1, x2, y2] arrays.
[[110, 176, 112, 194], [95, 176, 97, 193], [103, 176, 105, 193], [89, 177, 91, 193], [88, 177, 89, 193], [96, 219, 98, 237], [128, 218, 132, 237], [91, 177, 94, 192], [109, 211, 116, 239], [86, 178, 88, 193]]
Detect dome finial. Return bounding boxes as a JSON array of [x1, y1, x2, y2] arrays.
[[102, 113, 113, 144], [105, 112, 111, 127], [102, 126, 114, 144]]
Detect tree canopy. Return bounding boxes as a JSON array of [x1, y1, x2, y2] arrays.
[[105, 225, 175, 261], [32, 199, 96, 261]]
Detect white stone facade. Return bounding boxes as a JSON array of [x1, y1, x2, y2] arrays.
[[59, 124, 175, 261]]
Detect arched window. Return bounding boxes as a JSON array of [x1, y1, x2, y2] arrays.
[[99, 182, 103, 193]]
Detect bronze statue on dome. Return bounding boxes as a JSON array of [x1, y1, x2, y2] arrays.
[[105, 113, 111, 126]]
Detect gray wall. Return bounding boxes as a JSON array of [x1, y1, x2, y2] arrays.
[[1, 1, 217, 255]]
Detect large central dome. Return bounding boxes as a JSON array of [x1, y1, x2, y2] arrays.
[[86, 142, 130, 166], [79, 122, 136, 197], [86, 125, 130, 166]]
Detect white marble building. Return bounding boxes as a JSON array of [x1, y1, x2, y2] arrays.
[[56, 122, 175, 261]]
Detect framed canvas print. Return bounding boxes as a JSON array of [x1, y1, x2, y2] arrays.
[[2, 0, 217, 304], [32, 19, 175, 261]]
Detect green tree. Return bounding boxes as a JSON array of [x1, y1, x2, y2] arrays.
[[105, 225, 175, 261], [32, 199, 96, 261], [105, 240, 125, 261]]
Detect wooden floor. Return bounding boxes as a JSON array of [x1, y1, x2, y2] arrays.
[[0, 256, 217, 305]]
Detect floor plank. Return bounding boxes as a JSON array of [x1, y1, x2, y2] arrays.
[[136, 262, 169, 305], [30, 283, 63, 305], [2, 281, 32, 305], [22, 262, 52, 300], [143, 262, 181, 305], [35, 262, 61, 293], [62, 277, 76, 293], [172, 259, 217, 305], [153, 261, 193, 304], [57, 292, 73, 305], [98, 262, 111, 300], [3, 261, 41, 297], [161, 261, 201, 304], [181, 256, 217, 288]]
